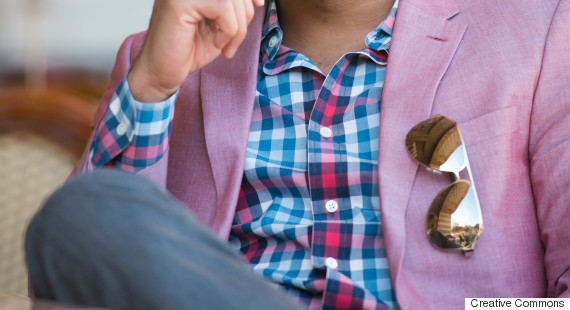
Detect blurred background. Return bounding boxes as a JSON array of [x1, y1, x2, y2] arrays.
[[0, 0, 153, 297]]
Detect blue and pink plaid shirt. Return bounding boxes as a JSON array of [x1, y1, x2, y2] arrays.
[[90, 1, 399, 309]]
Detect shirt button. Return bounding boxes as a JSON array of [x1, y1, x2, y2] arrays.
[[325, 257, 338, 270], [325, 200, 338, 213], [268, 36, 278, 48], [116, 123, 127, 136], [320, 127, 332, 138]]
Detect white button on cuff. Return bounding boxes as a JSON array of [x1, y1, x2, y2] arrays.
[[325, 257, 338, 270], [116, 123, 128, 136], [325, 200, 338, 213], [268, 36, 278, 48], [320, 127, 332, 138]]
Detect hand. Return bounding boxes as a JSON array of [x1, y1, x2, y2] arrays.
[[128, 0, 265, 102]]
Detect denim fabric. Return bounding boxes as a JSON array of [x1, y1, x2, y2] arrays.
[[25, 169, 305, 310]]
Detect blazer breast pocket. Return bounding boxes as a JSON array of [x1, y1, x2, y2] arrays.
[[457, 106, 523, 149], [454, 105, 527, 191]]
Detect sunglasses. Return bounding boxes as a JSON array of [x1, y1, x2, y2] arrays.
[[405, 115, 483, 252]]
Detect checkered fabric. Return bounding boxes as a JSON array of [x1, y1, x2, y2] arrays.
[[88, 0, 400, 308], [90, 78, 176, 171], [228, 1, 399, 309]]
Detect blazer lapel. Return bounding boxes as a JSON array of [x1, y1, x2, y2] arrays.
[[378, 0, 467, 289], [200, 6, 265, 238]]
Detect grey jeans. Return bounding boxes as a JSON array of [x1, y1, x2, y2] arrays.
[[25, 169, 306, 310]]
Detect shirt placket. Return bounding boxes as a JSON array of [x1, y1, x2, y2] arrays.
[[308, 56, 355, 272]]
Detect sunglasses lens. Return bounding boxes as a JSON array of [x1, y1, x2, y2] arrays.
[[406, 115, 465, 172], [425, 179, 482, 250]]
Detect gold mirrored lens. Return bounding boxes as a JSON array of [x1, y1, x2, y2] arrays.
[[425, 180, 482, 250], [405, 115, 463, 170]]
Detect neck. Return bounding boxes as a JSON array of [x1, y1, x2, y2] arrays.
[[276, 0, 395, 74]]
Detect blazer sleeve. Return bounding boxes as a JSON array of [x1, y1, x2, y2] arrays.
[[528, 0, 570, 298]]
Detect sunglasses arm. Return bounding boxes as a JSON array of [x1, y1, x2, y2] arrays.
[[464, 146, 483, 231]]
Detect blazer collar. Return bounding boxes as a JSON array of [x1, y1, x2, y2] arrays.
[[377, 0, 467, 295], [405, 0, 461, 19], [199, 6, 265, 238]]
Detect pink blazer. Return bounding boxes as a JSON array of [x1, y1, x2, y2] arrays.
[[74, 0, 570, 308]]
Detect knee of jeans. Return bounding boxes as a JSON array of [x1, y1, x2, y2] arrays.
[[28, 169, 162, 234]]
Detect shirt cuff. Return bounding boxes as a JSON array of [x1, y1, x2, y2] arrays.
[[119, 76, 178, 140], [89, 75, 178, 168]]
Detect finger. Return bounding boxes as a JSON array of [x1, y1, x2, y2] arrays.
[[252, 0, 265, 7], [222, 0, 248, 58], [215, 1, 240, 50], [244, 0, 255, 24], [193, 0, 239, 50]]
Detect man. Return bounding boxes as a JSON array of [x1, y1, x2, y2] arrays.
[[25, 0, 570, 309]]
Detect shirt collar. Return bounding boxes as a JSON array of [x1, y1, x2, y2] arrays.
[[365, 0, 399, 52], [260, 0, 399, 63], [260, 0, 283, 62]]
